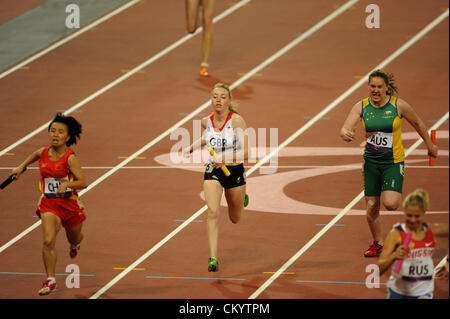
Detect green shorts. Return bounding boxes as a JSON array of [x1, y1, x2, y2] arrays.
[[362, 160, 404, 197]]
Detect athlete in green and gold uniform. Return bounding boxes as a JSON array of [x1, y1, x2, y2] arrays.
[[340, 70, 438, 258], [361, 95, 405, 196]]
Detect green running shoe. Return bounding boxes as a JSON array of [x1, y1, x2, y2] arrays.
[[244, 194, 249, 207], [208, 258, 219, 272]]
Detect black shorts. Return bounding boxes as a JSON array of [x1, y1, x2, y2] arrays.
[[204, 163, 246, 189]]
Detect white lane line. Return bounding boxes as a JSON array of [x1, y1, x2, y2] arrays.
[[434, 256, 448, 273], [0, 0, 251, 158], [88, 0, 360, 299], [249, 113, 449, 299], [0, 0, 140, 80]]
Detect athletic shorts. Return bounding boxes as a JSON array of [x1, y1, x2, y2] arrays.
[[36, 195, 86, 229], [362, 160, 404, 197], [204, 163, 246, 189], [387, 287, 433, 299]]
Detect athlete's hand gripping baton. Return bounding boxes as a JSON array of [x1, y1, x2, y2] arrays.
[[393, 232, 412, 274], [429, 130, 436, 166], [0, 167, 27, 190], [207, 146, 231, 176]]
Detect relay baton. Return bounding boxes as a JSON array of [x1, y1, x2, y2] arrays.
[[0, 167, 27, 190], [429, 130, 436, 166], [393, 232, 412, 274], [207, 146, 231, 176]]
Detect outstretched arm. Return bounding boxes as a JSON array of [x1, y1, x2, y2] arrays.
[[184, 117, 207, 156], [11, 147, 45, 180], [340, 102, 362, 142], [398, 98, 438, 158]]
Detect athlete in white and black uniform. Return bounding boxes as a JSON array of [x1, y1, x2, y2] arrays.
[[184, 83, 249, 272], [204, 110, 246, 189]]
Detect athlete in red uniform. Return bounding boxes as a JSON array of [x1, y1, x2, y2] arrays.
[[12, 113, 87, 296]]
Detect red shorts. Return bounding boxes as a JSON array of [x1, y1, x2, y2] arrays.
[[36, 195, 86, 229]]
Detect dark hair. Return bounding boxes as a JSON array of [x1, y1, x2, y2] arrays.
[[368, 69, 398, 95], [48, 113, 82, 147]]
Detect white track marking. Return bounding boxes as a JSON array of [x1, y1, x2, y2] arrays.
[[89, 206, 207, 299], [249, 113, 449, 299], [0, 0, 251, 158], [434, 256, 448, 272], [0, 0, 140, 80], [88, 0, 360, 299]]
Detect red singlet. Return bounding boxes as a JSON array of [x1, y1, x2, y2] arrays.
[[36, 147, 86, 228]]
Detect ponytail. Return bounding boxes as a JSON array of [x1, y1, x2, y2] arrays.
[[402, 188, 429, 212]]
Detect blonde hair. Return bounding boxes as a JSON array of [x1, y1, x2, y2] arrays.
[[213, 83, 239, 114], [402, 188, 429, 212]]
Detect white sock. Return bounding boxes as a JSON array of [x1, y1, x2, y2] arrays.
[[47, 277, 56, 284], [200, 62, 209, 67]]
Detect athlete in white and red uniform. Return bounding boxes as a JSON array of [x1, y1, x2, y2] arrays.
[[386, 222, 435, 297], [377, 189, 448, 299], [203, 110, 244, 187]]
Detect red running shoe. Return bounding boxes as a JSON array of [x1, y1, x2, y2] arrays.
[[364, 241, 383, 257], [70, 244, 80, 259], [38, 279, 57, 295]]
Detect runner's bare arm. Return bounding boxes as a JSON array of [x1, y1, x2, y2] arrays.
[[429, 223, 449, 237], [398, 98, 438, 158], [340, 102, 361, 142], [11, 147, 45, 180], [377, 229, 404, 275], [185, 116, 208, 155]]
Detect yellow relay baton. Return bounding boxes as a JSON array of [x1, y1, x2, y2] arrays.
[[207, 146, 231, 176]]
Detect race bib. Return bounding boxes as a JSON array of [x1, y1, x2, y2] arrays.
[[205, 162, 213, 174], [366, 131, 393, 151], [398, 249, 434, 281], [44, 177, 72, 198]]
